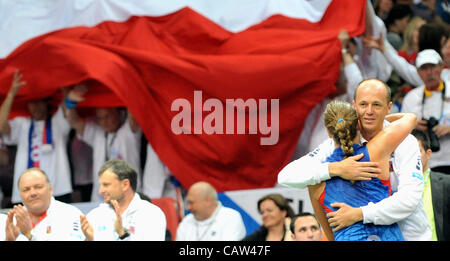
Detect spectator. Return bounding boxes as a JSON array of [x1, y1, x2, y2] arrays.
[[411, 129, 450, 241], [363, 22, 447, 88], [242, 193, 294, 241], [402, 49, 450, 175], [278, 79, 432, 240], [176, 181, 246, 241], [80, 159, 166, 241], [4, 168, 84, 241], [385, 4, 413, 50], [290, 212, 323, 241], [388, 17, 424, 113], [68, 130, 93, 202], [418, 22, 447, 54], [412, 0, 450, 32], [64, 84, 142, 202], [374, 0, 395, 22], [0, 70, 73, 204], [398, 16, 426, 64]]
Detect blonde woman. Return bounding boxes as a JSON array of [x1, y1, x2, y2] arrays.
[[398, 16, 426, 64], [308, 100, 417, 241]]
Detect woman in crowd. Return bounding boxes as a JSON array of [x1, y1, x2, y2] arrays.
[[242, 193, 294, 241]]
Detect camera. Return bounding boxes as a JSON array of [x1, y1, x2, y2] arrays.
[[426, 117, 440, 152]]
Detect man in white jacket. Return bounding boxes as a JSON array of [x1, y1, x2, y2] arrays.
[[278, 79, 432, 240], [80, 159, 166, 241], [176, 181, 246, 241], [4, 168, 84, 241], [402, 49, 450, 175]]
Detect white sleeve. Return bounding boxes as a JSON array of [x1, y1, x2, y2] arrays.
[[2, 117, 28, 145], [344, 63, 363, 96], [222, 210, 246, 241], [77, 121, 99, 147], [383, 41, 424, 87], [52, 106, 71, 134], [361, 135, 424, 225], [131, 205, 166, 241], [277, 138, 334, 189], [175, 219, 187, 241]]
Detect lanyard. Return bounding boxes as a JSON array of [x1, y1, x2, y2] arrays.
[[28, 116, 52, 168], [421, 81, 446, 120]]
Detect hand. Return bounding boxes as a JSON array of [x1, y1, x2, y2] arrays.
[[5, 210, 20, 241], [9, 70, 27, 95], [110, 200, 125, 236], [80, 215, 94, 241], [362, 34, 385, 52], [327, 202, 363, 232], [433, 125, 450, 137], [67, 83, 88, 103], [13, 205, 33, 239], [416, 120, 428, 132], [338, 29, 350, 49], [329, 153, 381, 181]]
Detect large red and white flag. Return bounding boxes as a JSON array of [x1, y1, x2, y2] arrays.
[[0, 0, 366, 192]]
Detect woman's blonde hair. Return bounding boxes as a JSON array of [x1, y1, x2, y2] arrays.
[[400, 16, 426, 52], [323, 100, 358, 156]]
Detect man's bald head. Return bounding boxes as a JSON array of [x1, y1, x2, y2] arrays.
[[354, 78, 391, 103], [188, 181, 218, 202], [186, 181, 218, 221]]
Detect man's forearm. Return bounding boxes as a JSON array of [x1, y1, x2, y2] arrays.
[[278, 139, 334, 189], [278, 158, 330, 189]]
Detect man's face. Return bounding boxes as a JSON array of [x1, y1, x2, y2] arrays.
[[27, 100, 48, 121], [96, 108, 121, 133], [19, 170, 52, 215], [418, 140, 431, 172], [353, 82, 392, 136], [98, 169, 125, 203], [292, 216, 322, 241], [417, 64, 443, 91], [186, 189, 210, 221]]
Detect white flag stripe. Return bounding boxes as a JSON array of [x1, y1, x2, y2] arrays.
[[0, 0, 332, 58]]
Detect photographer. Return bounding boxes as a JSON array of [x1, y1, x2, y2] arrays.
[[402, 49, 450, 175]]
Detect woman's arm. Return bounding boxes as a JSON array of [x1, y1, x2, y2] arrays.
[[367, 113, 418, 171], [308, 184, 334, 241]]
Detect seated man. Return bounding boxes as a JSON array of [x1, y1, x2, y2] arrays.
[[176, 181, 246, 241], [4, 168, 84, 241], [80, 159, 166, 241]]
